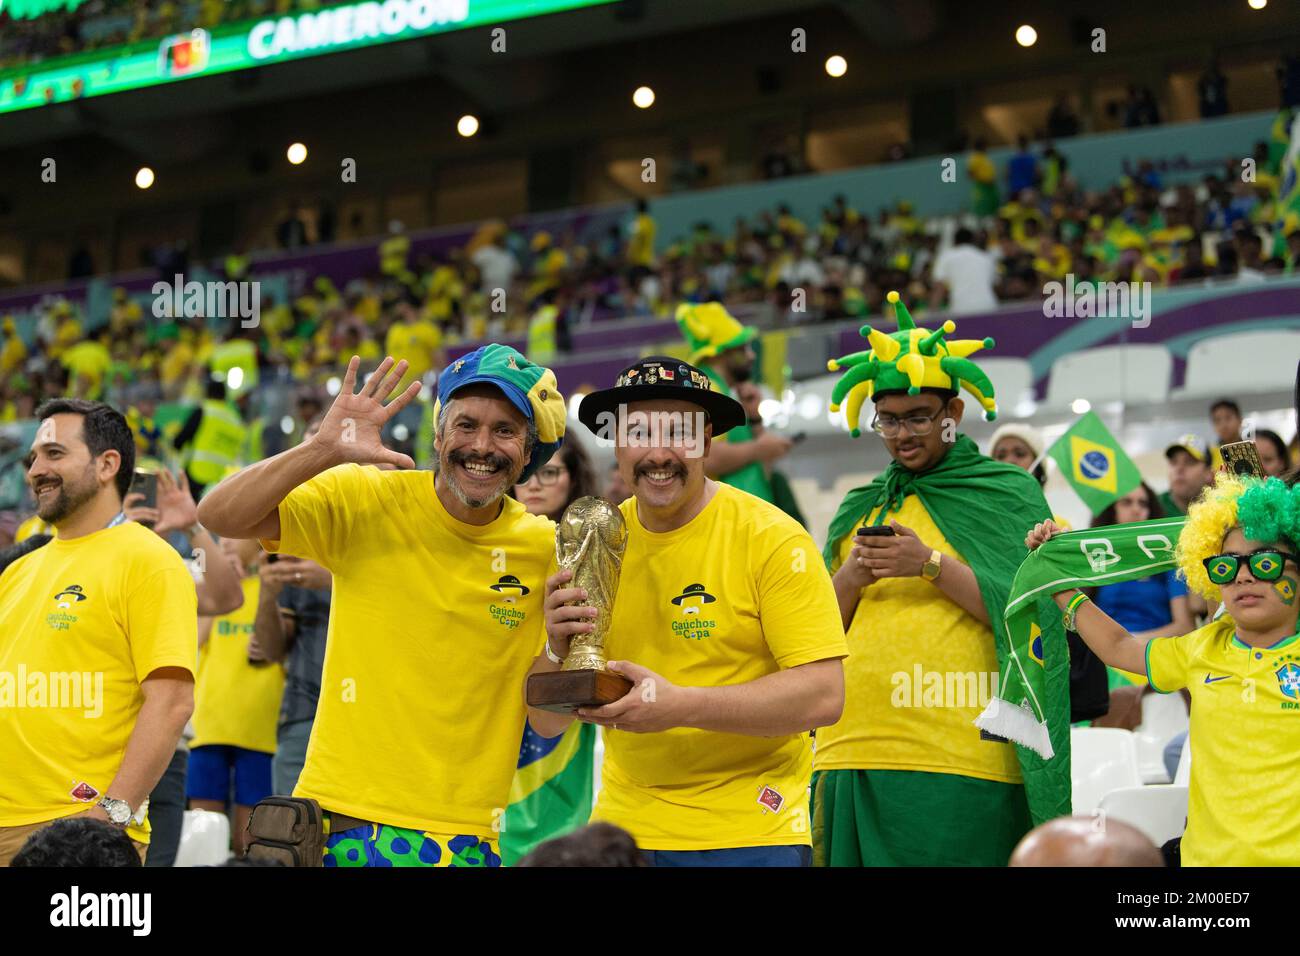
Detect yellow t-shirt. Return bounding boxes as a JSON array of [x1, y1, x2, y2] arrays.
[[628, 214, 656, 267], [14, 514, 55, 543], [591, 484, 848, 850], [0, 522, 198, 842], [190, 576, 284, 754], [61, 340, 112, 398], [813, 495, 1022, 784], [1147, 617, 1300, 866], [261, 464, 554, 836], [384, 320, 442, 391]]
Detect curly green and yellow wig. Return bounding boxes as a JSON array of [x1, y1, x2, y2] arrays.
[[1176, 474, 1300, 600]]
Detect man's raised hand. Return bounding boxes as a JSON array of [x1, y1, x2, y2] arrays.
[[311, 355, 421, 470]]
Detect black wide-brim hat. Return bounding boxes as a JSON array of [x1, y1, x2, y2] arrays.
[[578, 356, 746, 437]]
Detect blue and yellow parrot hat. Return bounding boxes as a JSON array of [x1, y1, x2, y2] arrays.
[[827, 290, 998, 437], [434, 343, 566, 482]]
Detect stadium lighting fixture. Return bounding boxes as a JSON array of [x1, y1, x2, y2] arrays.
[[1015, 24, 1038, 47], [134, 167, 155, 189], [287, 142, 308, 164], [632, 85, 655, 109], [1248, 0, 1266, 9], [457, 114, 480, 137], [1071, 398, 1091, 415], [825, 55, 847, 78]]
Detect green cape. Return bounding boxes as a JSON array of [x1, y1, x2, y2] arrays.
[[822, 434, 1071, 825]]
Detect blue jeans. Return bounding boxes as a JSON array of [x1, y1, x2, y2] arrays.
[[145, 748, 188, 867], [642, 845, 812, 867], [273, 718, 314, 796]]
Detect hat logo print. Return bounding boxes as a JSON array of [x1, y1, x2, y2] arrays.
[[490, 574, 530, 604], [54, 584, 87, 610], [671, 582, 716, 615]]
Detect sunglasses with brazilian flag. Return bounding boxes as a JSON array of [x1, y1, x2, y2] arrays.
[[1203, 549, 1300, 586]]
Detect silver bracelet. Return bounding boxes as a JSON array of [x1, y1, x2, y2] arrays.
[[544, 638, 564, 665]]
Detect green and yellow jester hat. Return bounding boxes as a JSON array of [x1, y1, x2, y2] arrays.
[[827, 290, 998, 436]]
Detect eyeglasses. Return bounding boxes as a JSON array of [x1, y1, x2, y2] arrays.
[[869, 407, 946, 438], [1202, 550, 1299, 585], [520, 464, 567, 488]]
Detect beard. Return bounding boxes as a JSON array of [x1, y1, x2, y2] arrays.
[[33, 465, 98, 524], [728, 362, 753, 384], [441, 446, 519, 510]]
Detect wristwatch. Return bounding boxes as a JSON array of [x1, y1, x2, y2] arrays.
[[98, 796, 134, 828], [920, 549, 943, 582]]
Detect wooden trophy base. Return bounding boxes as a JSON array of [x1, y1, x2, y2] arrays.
[[526, 669, 634, 714]]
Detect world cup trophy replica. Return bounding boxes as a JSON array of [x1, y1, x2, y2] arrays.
[[526, 496, 634, 713]]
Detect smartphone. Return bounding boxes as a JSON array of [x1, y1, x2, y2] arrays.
[[791, 432, 807, 444], [129, 469, 158, 528], [1219, 440, 1264, 478], [856, 526, 896, 537]]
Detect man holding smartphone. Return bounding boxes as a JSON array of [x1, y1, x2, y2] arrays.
[[812, 292, 1068, 867]]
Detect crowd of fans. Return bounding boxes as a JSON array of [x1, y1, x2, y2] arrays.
[[4, 112, 1298, 441]]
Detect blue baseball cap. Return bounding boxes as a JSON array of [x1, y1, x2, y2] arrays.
[[434, 344, 566, 482]]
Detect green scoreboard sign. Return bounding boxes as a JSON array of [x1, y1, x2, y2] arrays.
[[0, 0, 613, 115]]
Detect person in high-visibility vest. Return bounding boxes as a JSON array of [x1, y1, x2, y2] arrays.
[[174, 379, 248, 500], [211, 335, 258, 399], [526, 293, 559, 365]]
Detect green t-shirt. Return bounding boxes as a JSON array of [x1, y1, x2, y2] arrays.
[[1156, 490, 1186, 517], [702, 367, 773, 503]]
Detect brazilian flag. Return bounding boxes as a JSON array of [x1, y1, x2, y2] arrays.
[[1046, 411, 1142, 515], [500, 721, 595, 865]]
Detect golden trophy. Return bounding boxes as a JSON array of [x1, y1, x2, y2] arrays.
[[526, 496, 634, 713]]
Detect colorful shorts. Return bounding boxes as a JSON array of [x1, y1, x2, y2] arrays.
[[323, 820, 502, 868]]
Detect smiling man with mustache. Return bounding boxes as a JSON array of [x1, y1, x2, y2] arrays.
[[528, 355, 847, 867], [198, 344, 566, 867]]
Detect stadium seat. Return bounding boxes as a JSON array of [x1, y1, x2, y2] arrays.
[[1070, 726, 1141, 814], [979, 358, 1035, 416], [174, 809, 231, 868], [1134, 691, 1188, 784], [1044, 346, 1172, 410], [1174, 736, 1192, 786], [1171, 330, 1300, 399], [1097, 785, 1189, 846]]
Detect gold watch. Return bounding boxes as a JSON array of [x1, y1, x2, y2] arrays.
[[921, 549, 943, 582]]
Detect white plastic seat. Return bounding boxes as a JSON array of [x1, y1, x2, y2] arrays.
[[979, 358, 1035, 416], [173, 809, 231, 867], [1070, 726, 1141, 814], [1098, 785, 1189, 846], [1172, 330, 1300, 398], [1134, 691, 1188, 784], [1174, 736, 1192, 786], [1044, 345, 1172, 409]]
